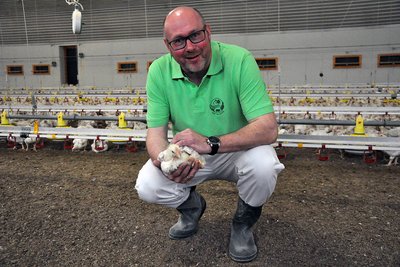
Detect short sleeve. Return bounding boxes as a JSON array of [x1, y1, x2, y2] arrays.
[[239, 53, 274, 121], [145, 60, 170, 128]]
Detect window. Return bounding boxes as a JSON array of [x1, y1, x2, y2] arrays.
[[147, 61, 153, 72], [7, 65, 24, 75], [255, 58, 278, 70], [117, 62, 137, 73], [333, 55, 361, 68], [378, 54, 400, 67], [33, 64, 50, 74]]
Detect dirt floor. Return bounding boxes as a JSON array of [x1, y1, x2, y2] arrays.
[[0, 140, 399, 267]]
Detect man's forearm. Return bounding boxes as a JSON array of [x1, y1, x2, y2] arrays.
[[172, 113, 278, 155], [146, 126, 169, 161], [218, 113, 278, 153]]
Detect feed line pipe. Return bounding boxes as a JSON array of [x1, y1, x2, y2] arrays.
[[7, 114, 146, 122], [5, 114, 400, 127], [278, 119, 400, 127]]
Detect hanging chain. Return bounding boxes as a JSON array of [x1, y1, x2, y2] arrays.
[[65, 0, 84, 10]]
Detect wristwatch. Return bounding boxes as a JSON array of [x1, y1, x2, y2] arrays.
[[206, 136, 220, 155]]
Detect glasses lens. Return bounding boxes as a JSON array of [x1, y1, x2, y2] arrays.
[[170, 39, 185, 50], [189, 30, 205, 44]]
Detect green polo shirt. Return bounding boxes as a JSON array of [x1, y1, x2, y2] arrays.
[[146, 41, 274, 136]]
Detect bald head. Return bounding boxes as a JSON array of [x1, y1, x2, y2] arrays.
[[163, 6, 205, 37]]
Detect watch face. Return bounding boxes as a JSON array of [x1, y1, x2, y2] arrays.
[[208, 136, 220, 144]]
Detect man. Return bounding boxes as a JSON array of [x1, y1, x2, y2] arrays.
[[135, 6, 284, 263]]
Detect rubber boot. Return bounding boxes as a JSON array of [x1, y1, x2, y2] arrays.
[[169, 187, 206, 239], [229, 198, 262, 262]]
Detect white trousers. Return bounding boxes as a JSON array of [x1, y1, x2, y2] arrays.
[[135, 145, 285, 208]]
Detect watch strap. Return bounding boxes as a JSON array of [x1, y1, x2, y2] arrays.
[[207, 136, 220, 155], [209, 143, 219, 155]]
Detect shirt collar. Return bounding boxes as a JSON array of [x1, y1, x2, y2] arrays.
[[171, 41, 223, 80]]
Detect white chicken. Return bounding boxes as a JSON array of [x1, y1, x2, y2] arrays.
[[157, 144, 206, 175], [387, 127, 400, 137], [132, 121, 147, 130], [72, 138, 88, 151], [9, 136, 25, 150], [24, 136, 41, 151], [382, 136, 400, 166], [383, 150, 400, 166]]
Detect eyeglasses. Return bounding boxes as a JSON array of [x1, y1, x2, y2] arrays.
[[167, 28, 207, 51]]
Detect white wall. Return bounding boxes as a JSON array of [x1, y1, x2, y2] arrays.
[[214, 25, 400, 86], [1, 25, 399, 89], [0, 44, 62, 88]]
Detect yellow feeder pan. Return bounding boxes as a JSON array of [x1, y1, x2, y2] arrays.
[[351, 115, 367, 137], [109, 112, 131, 144], [56, 112, 70, 128], [53, 112, 70, 141], [0, 111, 13, 126]]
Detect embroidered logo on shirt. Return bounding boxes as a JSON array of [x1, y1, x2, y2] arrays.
[[209, 98, 224, 115]]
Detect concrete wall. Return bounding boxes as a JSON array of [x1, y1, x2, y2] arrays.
[[1, 25, 399, 89]]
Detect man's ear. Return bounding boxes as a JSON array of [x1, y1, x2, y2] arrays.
[[205, 24, 211, 37]]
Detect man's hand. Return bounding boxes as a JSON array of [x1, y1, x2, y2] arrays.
[[166, 158, 201, 184], [172, 128, 211, 154], [156, 143, 206, 178], [152, 158, 162, 169]]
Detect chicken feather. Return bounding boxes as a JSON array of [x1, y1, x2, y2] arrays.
[[157, 144, 206, 175]]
